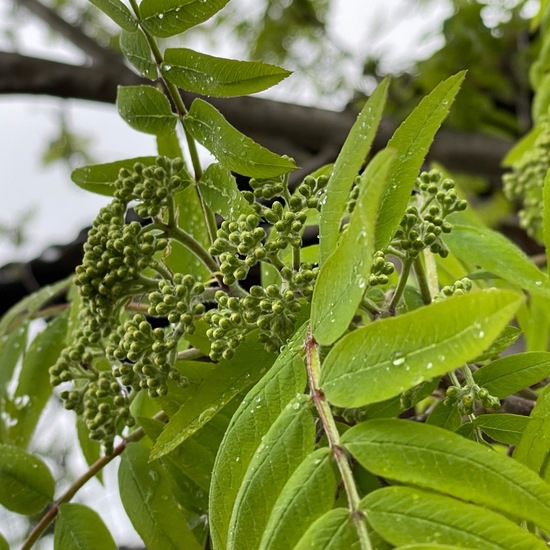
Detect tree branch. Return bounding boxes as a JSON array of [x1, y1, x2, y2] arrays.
[[0, 51, 512, 180], [17, 0, 123, 67]]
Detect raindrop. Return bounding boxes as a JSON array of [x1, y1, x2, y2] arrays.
[[391, 352, 405, 366]]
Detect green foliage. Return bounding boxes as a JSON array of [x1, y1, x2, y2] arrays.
[[6, 2, 550, 549]]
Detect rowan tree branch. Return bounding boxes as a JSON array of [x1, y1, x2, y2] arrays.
[[17, 0, 123, 66], [0, 51, 513, 181]]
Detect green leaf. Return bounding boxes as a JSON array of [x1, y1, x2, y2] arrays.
[[209, 325, 308, 550], [120, 29, 157, 80], [0, 277, 70, 335], [473, 352, 550, 398], [141, 0, 230, 38], [0, 444, 54, 514], [343, 418, 550, 533], [117, 85, 177, 135], [375, 72, 465, 250], [544, 167, 550, 261], [89, 0, 137, 31], [54, 503, 116, 550], [163, 48, 291, 97], [0, 534, 8, 550], [470, 325, 521, 362], [71, 156, 159, 196], [514, 384, 550, 477], [119, 442, 202, 550], [0, 322, 28, 395], [395, 546, 476, 550], [198, 163, 255, 220], [76, 417, 102, 482], [443, 224, 550, 298], [474, 414, 528, 446], [294, 508, 359, 550], [7, 313, 68, 447], [502, 125, 542, 167], [184, 99, 297, 178], [150, 332, 275, 459], [426, 400, 462, 431], [228, 394, 315, 550], [320, 290, 522, 408], [312, 148, 395, 345], [259, 447, 336, 550], [361, 486, 547, 550], [319, 78, 389, 264]]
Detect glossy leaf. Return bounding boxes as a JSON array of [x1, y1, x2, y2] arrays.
[[198, 163, 255, 220], [184, 99, 296, 178], [141, 0, 230, 38], [228, 394, 315, 550], [514, 384, 550, 477], [444, 224, 550, 298], [7, 313, 68, 447], [294, 508, 359, 550], [0, 277, 70, 335], [320, 290, 522, 407], [54, 503, 116, 550], [209, 325, 308, 550], [71, 156, 159, 196], [119, 442, 202, 550], [259, 447, 336, 550], [0, 444, 54, 514], [471, 325, 521, 362], [426, 400, 462, 431], [163, 48, 291, 96], [343, 418, 550, 533], [0, 322, 28, 394], [0, 534, 8, 550], [117, 85, 177, 135], [120, 29, 157, 80], [473, 352, 550, 398], [319, 78, 389, 264], [375, 72, 465, 250], [150, 332, 275, 459], [312, 149, 394, 345], [362, 486, 546, 550], [544, 166, 550, 261], [474, 414, 528, 445], [89, 0, 137, 31]]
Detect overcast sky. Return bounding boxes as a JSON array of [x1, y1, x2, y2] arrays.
[[0, 0, 453, 266]]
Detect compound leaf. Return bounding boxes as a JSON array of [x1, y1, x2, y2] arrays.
[[209, 325, 308, 550], [0, 444, 54, 515], [474, 414, 528, 446], [119, 442, 201, 550], [117, 85, 177, 135], [312, 148, 394, 345], [343, 418, 550, 533], [163, 48, 291, 96], [54, 503, 116, 550], [89, 0, 137, 31], [361, 486, 546, 550], [319, 78, 389, 264], [294, 508, 359, 550], [227, 394, 315, 550], [320, 290, 522, 407], [473, 352, 550, 398], [375, 72, 465, 250], [184, 99, 296, 178], [120, 29, 157, 80], [141, 0, 230, 38]]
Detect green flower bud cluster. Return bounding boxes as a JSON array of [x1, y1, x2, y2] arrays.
[[57, 371, 134, 454], [280, 263, 319, 299], [288, 174, 329, 212], [249, 175, 288, 200], [263, 201, 308, 250], [205, 284, 302, 360], [368, 250, 395, 287], [114, 157, 188, 219], [433, 277, 472, 301], [107, 313, 186, 398], [148, 273, 205, 325], [74, 202, 167, 327], [392, 171, 467, 259], [347, 176, 361, 214], [503, 122, 550, 241], [444, 383, 500, 415], [209, 214, 266, 285]]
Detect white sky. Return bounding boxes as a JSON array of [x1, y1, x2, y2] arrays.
[[0, 0, 453, 266]]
